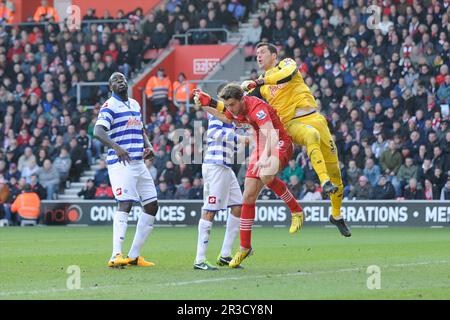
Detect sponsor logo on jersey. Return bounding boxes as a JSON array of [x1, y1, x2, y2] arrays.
[[126, 118, 142, 128], [208, 196, 216, 204], [256, 110, 267, 120]]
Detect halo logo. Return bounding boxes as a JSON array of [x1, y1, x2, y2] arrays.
[[44, 205, 83, 224]]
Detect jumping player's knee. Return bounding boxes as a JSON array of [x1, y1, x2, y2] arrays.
[[230, 205, 241, 218], [118, 202, 133, 213], [260, 175, 275, 185], [243, 193, 258, 205], [143, 200, 158, 216]]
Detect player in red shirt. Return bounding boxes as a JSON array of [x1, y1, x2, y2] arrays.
[[194, 84, 304, 268]]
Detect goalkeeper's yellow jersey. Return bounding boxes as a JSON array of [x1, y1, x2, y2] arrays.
[[248, 58, 317, 124]]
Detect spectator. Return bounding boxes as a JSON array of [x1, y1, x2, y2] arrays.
[[243, 18, 262, 46], [371, 176, 396, 200], [53, 148, 72, 187], [94, 159, 109, 186], [300, 180, 322, 201], [287, 175, 302, 199], [348, 176, 372, 200], [404, 178, 424, 200], [157, 181, 174, 200], [0, 177, 10, 221], [29, 174, 47, 200], [69, 138, 88, 182], [380, 141, 402, 194], [174, 177, 191, 200], [188, 177, 203, 199], [397, 157, 419, 194], [346, 160, 362, 188], [95, 181, 114, 199], [423, 179, 439, 201], [76, 128, 92, 166], [363, 158, 381, 187], [440, 178, 450, 200], [17, 147, 36, 172], [4, 163, 21, 182], [145, 68, 172, 112], [78, 179, 96, 200], [11, 184, 41, 224], [21, 159, 40, 184], [37, 159, 59, 200], [152, 23, 170, 49], [192, 19, 211, 44], [33, 0, 59, 22], [281, 159, 303, 183]]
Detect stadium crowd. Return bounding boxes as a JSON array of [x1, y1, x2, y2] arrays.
[[1, 0, 450, 225]]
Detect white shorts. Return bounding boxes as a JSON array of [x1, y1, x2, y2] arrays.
[[108, 161, 157, 205], [202, 164, 243, 211]]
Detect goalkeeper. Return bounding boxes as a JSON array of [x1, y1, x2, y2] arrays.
[[241, 42, 350, 237]]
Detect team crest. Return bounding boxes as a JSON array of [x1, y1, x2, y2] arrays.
[[116, 188, 122, 196], [256, 110, 267, 120]]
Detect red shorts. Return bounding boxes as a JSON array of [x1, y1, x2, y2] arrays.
[[246, 138, 293, 179]]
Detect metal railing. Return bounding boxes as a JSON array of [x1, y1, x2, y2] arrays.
[[76, 81, 109, 109], [2, 18, 131, 28], [172, 28, 231, 44]]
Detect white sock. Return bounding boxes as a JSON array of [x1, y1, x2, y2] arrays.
[[220, 214, 240, 257], [195, 219, 213, 264], [112, 211, 129, 259], [128, 213, 155, 259]]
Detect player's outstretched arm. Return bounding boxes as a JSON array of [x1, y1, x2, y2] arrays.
[[94, 125, 131, 164], [203, 106, 233, 125], [241, 58, 298, 91]]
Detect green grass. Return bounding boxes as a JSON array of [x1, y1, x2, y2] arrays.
[[0, 226, 449, 299]]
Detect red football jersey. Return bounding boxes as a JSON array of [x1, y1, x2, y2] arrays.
[[224, 95, 292, 147]]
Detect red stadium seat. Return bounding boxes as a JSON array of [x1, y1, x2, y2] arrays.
[[143, 49, 159, 60]]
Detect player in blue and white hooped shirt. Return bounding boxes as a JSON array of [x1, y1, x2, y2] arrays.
[[193, 94, 249, 270], [94, 72, 158, 268]]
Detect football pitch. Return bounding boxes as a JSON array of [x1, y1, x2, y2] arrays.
[[1, 226, 449, 300]]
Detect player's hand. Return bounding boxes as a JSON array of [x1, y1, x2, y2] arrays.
[[143, 147, 155, 160], [114, 145, 131, 165], [241, 79, 264, 91], [192, 89, 212, 107]]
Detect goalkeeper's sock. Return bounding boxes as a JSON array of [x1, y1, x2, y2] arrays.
[[128, 213, 155, 259], [220, 213, 240, 257], [195, 219, 213, 264], [112, 211, 128, 259], [267, 178, 303, 214], [240, 203, 255, 249], [309, 146, 330, 186]]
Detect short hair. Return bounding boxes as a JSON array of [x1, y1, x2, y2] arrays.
[[218, 83, 244, 101], [256, 42, 278, 56]]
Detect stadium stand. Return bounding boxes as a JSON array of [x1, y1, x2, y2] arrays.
[[0, 0, 450, 226]]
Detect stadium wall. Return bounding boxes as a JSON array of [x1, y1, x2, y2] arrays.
[[41, 200, 450, 227], [131, 44, 236, 107]]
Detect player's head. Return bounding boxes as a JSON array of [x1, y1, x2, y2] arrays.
[[256, 42, 278, 70], [109, 72, 128, 95], [218, 83, 244, 116]]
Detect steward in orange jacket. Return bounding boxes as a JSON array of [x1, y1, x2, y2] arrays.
[[173, 73, 196, 104], [145, 68, 172, 111], [11, 185, 41, 220], [33, 0, 59, 22]]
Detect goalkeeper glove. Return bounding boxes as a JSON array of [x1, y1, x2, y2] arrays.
[[241, 79, 264, 91], [193, 89, 212, 107]]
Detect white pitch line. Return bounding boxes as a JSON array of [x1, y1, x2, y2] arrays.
[[0, 260, 448, 297]]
